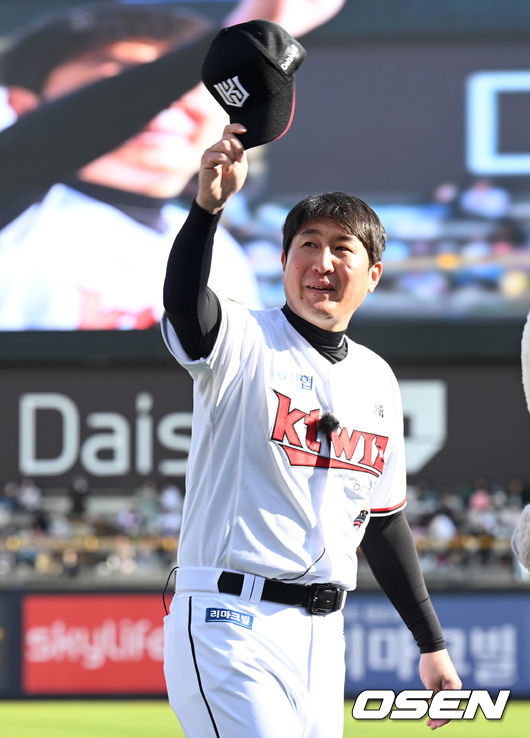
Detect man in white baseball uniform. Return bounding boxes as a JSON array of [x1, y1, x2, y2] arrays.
[[162, 21, 461, 738]]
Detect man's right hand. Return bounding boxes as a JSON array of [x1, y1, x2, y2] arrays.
[[196, 123, 248, 214]]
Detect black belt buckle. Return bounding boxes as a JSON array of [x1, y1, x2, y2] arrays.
[[307, 584, 345, 615]]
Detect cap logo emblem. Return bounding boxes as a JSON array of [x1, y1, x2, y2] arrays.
[[213, 75, 249, 107]]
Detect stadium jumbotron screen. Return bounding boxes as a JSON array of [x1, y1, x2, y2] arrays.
[[0, 0, 529, 331]]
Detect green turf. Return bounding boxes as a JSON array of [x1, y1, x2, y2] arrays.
[[0, 699, 528, 737]]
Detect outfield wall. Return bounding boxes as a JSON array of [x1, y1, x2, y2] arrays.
[[1, 589, 529, 699]]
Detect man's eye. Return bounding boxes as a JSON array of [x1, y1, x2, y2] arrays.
[[303, 241, 317, 248]]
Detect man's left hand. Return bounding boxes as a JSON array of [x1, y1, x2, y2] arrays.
[[419, 649, 462, 730]]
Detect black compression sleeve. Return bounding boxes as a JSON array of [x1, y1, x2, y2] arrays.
[[360, 511, 446, 653], [163, 200, 222, 359], [0, 32, 214, 211]]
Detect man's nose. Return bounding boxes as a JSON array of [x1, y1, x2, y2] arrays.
[[313, 247, 334, 272]]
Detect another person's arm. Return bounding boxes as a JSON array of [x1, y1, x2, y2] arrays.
[[0, 33, 213, 210], [163, 123, 248, 358]]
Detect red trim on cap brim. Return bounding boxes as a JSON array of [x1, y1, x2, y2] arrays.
[[271, 82, 296, 143]]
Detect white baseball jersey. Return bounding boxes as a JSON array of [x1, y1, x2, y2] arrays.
[[162, 296, 406, 591], [0, 184, 261, 329]]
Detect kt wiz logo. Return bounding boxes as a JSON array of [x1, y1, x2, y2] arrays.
[[271, 392, 388, 476], [213, 76, 249, 107]]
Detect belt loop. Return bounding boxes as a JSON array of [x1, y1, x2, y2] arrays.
[[239, 573, 254, 601], [249, 575, 265, 603], [240, 573, 265, 603]]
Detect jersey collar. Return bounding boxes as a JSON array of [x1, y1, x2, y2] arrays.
[[281, 304, 348, 364]]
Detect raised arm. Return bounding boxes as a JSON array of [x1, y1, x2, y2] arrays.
[[163, 123, 248, 359]]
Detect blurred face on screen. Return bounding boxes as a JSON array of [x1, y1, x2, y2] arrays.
[[36, 39, 226, 197]]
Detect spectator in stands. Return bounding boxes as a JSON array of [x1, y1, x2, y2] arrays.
[[405, 478, 440, 529], [117, 506, 142, 536], [158, 482, 184, 537], [467, 477, 492, 507], [61, 547, 80, 578], [0, 481, 18, 537], [459, 178, 510, 220], [428, 511, 456, 542], [430, 181, 460, 219], [508, 476, 530, 506], [0, 481, 18, 512], [489, 217, 527, 251], [69, 475, 90, 518], [32, 508, 50, 535], [466, 481, 498, 538], [16, 477, 42, 512], [160, 483, 184, 514], [134, 479, 161, 533], [48, 510, 74, 538]]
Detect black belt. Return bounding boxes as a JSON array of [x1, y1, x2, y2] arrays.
[[217, 571, 346, 615]]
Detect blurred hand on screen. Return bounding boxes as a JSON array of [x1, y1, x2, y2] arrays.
[[226, 0, 346, 37]]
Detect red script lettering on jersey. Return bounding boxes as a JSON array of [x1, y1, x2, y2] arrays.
[[271, 392, 388, 476]]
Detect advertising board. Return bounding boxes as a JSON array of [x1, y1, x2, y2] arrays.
[[23, 594, 165, 694], [0, 363, 527, 488], [345, 591, 530, 697], [15, 589, 530, 697]]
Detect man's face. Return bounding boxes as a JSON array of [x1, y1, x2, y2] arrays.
[[281, 217, 382, 331], [40, 39, 227, 196]]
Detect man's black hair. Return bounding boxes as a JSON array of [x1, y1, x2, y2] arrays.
[[0, 2, 211, 93], [282, 191, 386, 267]]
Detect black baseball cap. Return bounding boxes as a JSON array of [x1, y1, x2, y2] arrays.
[[201, 20, 306, 149]]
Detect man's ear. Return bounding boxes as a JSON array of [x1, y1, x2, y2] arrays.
[[367, 262, 383, 293], [7, 86, 40, 117], [281, 249, 287, 273]]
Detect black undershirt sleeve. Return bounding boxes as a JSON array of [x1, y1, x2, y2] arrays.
[[0, 32, 214, 221], [360, 510, 446, 653], [163, 200, 222, 359]]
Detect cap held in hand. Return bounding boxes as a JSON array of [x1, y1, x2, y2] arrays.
[[201, 19, 306, 149]]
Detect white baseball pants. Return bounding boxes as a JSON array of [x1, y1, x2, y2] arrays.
[[163, 567, 346, 738]]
